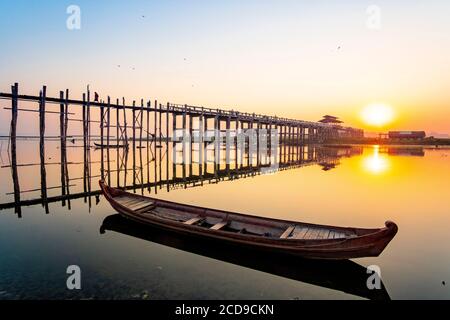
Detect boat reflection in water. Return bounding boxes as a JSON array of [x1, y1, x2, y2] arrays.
[[100, 214, 391, 300]]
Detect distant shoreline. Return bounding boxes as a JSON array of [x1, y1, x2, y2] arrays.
[[326, 138, 450, 146]]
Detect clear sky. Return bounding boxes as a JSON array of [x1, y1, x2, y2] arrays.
[[1, 0, 449, 135]]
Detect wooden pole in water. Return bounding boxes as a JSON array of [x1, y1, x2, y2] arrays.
[[140, 99, 144, 149], [39, 86, 49, 213], [182, 105, 187, 172], [199, 109, 203, 182], [116, 99, 119, 149], [123, 98, 128, 143], [214, 113, 219, 171], [100, 98, 105, 179], [64, 89, 69, 140], [100, 100, 104, 146], [284, 123, 287, 163], [106, 97, 111, 146], [82, 93, 86, 150], [268, 120, 272, 166], [278, 122, 282, 165], [288, 124, 292, 163], [60, 91, 66, 206], [132, 100, 136, 191], [203, 114, 208, 175], [172, 106, 177, 178], [106, 99, 111, 185], [158, 103, 162, 189], [226, 116, 231, 172], [256, 117, 260, 167], [132, 100, 136, 152], [115, 99, 120, 187], [189, 110, 193, 176], [10, 83, 21, 217], [64, 89, 71, 209], [87, 88, 91, 149], [235, 115, 240, 170], [146, 100, 151, 191], [166, 102, 169, 192], [153, 99, 157, 194], [146, 100, 150, 150]]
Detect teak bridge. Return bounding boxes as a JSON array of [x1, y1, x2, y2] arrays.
[[0, 82, 363, 217], [1, 83, 363, 150]]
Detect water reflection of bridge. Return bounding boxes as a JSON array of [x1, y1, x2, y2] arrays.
[[0, 140, 362, 217]]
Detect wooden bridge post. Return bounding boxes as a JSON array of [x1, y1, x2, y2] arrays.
[[250, 115, 254, 167], [132, 101, 137, 191], [146, 100, 150, 151], [60, 91, 67, 206], [123, 98, 128, 143], [140, 99, 144, 150], [132, 100, 136, 153], [10, 83, 21, 216], [153, 100, 157, 194], [296, 125, 300, 161], [147, 101, 152, 190], [82, 93, 86, 150], [64, 89, 69, 140], [172, 107, 177, 167], [158, 103, 162, 190], [301, 126, 305, 144], [106, 98, 111, 185], [282, 123, 287, 164], [199, 108, 204, 181], [166, 103, 170, 192], [64, 89, 71, 208], [99, 98, 104, 180], [189, 108, 193, 176], [87, 88, 91, 149], [182, 105, 187, 169], [235, 114, 239, 170], [39, 86, 49, 213], [203, 115, 208, 175], [268, 120, 272, 166], [226, 116, 231, 171], [288, 124, 292, 163], [214, 112, 220, 171], [182, 105, 187, 185], [256, 117, 260, 167]]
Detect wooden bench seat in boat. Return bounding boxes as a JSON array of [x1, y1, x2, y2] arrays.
[[210, 221, 228, 231], [280, 225, 352, 240], [184, 216, 204, 225]]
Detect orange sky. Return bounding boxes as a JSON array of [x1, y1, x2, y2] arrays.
[[0, 1, 449, 135]]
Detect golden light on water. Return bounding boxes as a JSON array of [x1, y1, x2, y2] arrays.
[[361, 103, 394, 127], [363, 145, 390, 175]]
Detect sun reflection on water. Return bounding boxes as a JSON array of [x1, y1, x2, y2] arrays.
[[363, 145, 390, 174]]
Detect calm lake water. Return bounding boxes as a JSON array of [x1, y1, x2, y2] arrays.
[[0, 140, 449, 299]]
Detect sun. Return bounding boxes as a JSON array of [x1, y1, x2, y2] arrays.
[[361, 103, 394, 127]]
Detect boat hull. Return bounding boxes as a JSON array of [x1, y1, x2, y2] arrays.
[[99, 181, 398, 260]]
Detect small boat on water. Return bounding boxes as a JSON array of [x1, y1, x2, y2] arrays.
[[100, 214, 391, 300], [94, 142, 129, 149], [99, 181, 398, 260]]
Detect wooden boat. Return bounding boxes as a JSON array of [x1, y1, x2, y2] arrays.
[[94, 142, 129, 149], [101, 214, 391, 300], [99, 181, 398, 260]]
